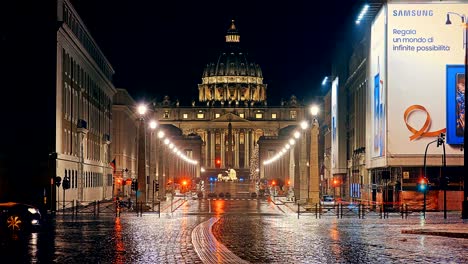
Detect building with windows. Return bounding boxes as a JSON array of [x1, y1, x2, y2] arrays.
[[326, 0, 465, 210], [0, 0, 116, 210], [55, 0, 116, 206]]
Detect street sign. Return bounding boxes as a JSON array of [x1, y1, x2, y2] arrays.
[[403, 171, 409, 179]]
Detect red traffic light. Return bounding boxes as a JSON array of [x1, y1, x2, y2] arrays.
[[418, 177, 428, 192], [271, 180, 276, 186], [215, 158, 221, 168]]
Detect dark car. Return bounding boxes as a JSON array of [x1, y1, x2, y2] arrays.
[[0, 202, 42, 232]]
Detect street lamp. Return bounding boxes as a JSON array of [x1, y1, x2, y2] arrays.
[[149, 120, 157, 209], [445, 11, 468, 219], [137, 103, 147, 208], [308, 105, 320, 206]]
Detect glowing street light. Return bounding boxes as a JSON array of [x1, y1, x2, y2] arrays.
[[137, 104, 147, 116]]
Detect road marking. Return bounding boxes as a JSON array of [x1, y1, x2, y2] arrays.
[[192, 217, 250, 264]]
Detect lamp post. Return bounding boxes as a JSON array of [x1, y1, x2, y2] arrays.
[[137, 104, 147, 208], [309, 105, 320, 206], [157, 130, 165, 202], [149, 120, 157, 209], [446, 11, 468, 219]]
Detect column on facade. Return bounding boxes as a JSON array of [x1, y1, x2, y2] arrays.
[[204, 130, 209, 169], [221, 131, 225, 168], [234, 131, 239, 168], [77, 127, 88, 201], [244, 129, 249, 169], [210, 130, 215, 168], [104, 141, 111, 200]]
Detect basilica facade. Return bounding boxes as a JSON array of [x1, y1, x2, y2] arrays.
[[151, 21, 309, 191]]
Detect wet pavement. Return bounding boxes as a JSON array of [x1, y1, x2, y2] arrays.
[[0, 198, 466, 263]]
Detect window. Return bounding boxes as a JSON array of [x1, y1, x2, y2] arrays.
[[215, 113, 220, 118], [183, 113, 188, 119], [271, 113, 277, 119], [290, 110, 297, 119], [255, 113, 263, 119], [239, 113, 245, 118], [164, 111, 170, 119], [197, 113, 204, 119]]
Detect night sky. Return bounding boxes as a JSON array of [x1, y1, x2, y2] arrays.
[[71, 0, 364, 105]]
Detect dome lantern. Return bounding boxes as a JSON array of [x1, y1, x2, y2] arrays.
[[225, 20, 240, 43]]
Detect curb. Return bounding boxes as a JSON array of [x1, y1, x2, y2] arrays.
[[401, 229, 468, 239]]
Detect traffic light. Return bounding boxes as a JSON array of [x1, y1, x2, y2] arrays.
[[131, 180, 138, 191], [437, 133, 445, 147], [154, 182, 159, 192], [63, 176, 70, 190], [55, 176, 62, 187], [417, 177, 428, 192], [215, 158, 221, 168]]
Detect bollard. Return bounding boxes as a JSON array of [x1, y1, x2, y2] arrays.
[[298, 203, 300, 219], [94, 200, 97, 216], [405, 204, 408, 219], [319, 203, 321, 219], [336, 204, 339, 219], [315, 203, 318, 219], [379, 205, 382, 219], [158, 202, 161, 218], [400, 204, 404, 219], [358, 202, 361, 219], [340, 203, 343, 219]]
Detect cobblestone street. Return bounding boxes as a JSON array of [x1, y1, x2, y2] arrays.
[[1, 199, 467, 263]]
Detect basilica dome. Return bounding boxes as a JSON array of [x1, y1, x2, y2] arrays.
[[198, 21, 267, 104]]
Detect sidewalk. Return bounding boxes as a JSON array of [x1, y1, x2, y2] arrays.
[[401, 220, 468, 239], [275, 197, 468, 239], [401, 226, 468, 238]]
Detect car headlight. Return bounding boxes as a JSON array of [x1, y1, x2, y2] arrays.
[[28, 208, 39, 214]]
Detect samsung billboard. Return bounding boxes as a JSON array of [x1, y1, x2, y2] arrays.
[[368, 2, 466, 164]]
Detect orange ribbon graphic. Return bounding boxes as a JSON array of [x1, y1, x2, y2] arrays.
[[403, 105, 446, 141]]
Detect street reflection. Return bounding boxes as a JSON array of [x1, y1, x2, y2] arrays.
[[214, 200, 225, 215], [113, 217, 125, 264], [329, 223, 342, 257]]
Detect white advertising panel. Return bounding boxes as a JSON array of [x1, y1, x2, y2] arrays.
[[331, 77, 339, 170], [387, 3, 466, 155], [369, 7, 387, 159]]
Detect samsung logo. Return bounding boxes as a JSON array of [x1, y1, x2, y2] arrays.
[[392, 10, 433, 16]]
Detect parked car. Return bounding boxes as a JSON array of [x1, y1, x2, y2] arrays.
[[0, 202, 42, 232], [320, 195, 336, 209]]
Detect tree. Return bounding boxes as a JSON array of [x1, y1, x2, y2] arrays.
[[249, 144, 259, 180]]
